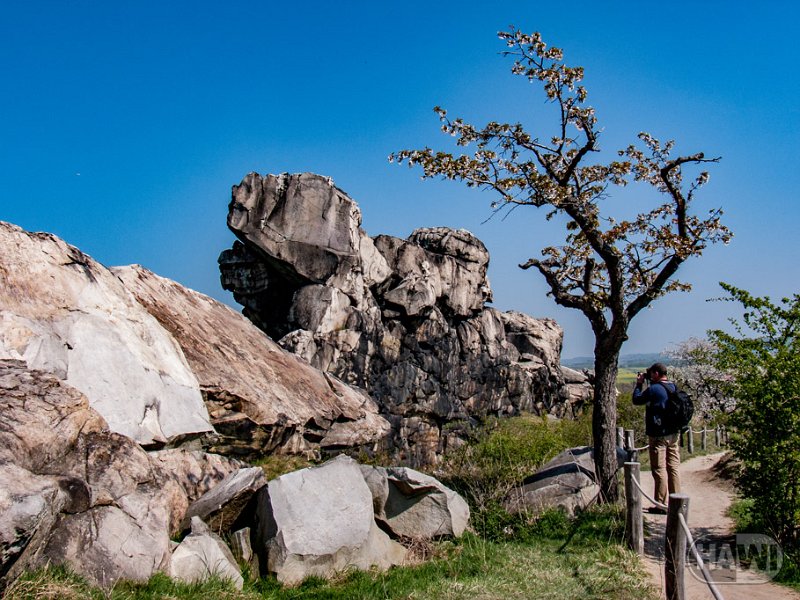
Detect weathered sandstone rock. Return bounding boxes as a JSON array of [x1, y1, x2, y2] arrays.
[[0, 222, 212, 446], [504, 446, 628, 517], [220, 173, 587, 465], [0, 361, 242, 588], [361, 465, 469, 539], [114, 265, 391, 459], [252, 455, 406, 585], [170, 517, 243, 590], [180, 467, 266, 533]]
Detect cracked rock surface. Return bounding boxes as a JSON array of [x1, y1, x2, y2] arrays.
[[0, 221, 212, 446], [0, 360, 244, 588], [220, 173, 592, 465]]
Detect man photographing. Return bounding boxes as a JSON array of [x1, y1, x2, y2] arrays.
[[633, 363, 681, 514]]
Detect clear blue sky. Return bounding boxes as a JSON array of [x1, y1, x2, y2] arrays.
[[2, 1, 797, 358]]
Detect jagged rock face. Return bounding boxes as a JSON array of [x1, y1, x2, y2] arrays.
[[0, 360, 245, 588], [115, 265, 391, 459], [221, 173, 587, 466], [0, 222, 213, 446]]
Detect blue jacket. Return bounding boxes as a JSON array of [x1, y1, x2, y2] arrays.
[[632, 381, 678, 437]]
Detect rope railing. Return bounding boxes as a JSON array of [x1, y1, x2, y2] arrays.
[[678, 512, 725, 600], [629, 471, 667, 509], [621, 425, 729, 600]]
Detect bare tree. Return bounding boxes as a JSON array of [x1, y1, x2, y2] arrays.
[[391, 28, 732, 500]]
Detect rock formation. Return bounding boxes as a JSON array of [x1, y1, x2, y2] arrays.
[[115, 265, 390, 459], [252, 455, 407, 585], [220, 172, 591, 465], [0, 360, 244, 587], [0, 222, 212, 447]]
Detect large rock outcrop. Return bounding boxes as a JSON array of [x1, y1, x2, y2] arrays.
[[220, 172, 590, 465], [114, 265, 390, 459], [0, 360, 245, 588], [0, 222, 212, 446]]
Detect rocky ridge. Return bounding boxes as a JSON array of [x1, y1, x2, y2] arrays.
[[220, 172, 592, 465]]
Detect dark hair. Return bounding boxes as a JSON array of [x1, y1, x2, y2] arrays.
[[648, 362, 667, 377]]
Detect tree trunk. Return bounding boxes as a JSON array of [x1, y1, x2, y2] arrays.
[[593, 338, 622, 502]]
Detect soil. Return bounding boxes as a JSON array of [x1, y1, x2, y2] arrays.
[[639, 452, 800, 599]]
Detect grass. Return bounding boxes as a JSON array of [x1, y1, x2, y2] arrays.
[[5, 511, 658, 600]]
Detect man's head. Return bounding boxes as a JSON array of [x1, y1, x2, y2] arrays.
[[647, 363, 668, 381]]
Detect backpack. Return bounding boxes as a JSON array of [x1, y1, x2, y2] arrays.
[[657, 382, 694, 431]]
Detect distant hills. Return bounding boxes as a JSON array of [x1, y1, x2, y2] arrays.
[[562, 353, 671, 370]]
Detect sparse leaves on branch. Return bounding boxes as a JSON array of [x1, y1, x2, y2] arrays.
[[391, 27, 732, 336], [391, 27, 732, 503]]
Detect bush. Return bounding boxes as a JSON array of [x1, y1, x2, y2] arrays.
[[709, 284, 800, 550]]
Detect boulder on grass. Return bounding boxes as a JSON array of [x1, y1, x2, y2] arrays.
[[170, 517, 243, 590], [252, 455, 405, 585], [504, 446, 600, 517], [360, 465, 469, 539]]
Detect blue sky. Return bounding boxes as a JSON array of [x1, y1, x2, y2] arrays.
[[2, 1, 797, 358]]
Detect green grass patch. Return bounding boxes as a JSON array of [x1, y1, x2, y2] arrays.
[[5, 515, 658, 600]]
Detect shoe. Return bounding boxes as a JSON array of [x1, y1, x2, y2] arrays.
[[646, 506, 667, 515]]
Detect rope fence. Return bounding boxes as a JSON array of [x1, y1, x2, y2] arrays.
[[620, 427, 729, 600]]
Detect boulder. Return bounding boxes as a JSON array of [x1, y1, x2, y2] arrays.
[[0, 222, 212, 446], [114, 265, 391, 459], [180, 467, 267, 533], [170, 517, 243, 590], [360, 465, 469, 539], [504, 446, 628, 517], [220, 173, 580, 466], [0, 463, 63, 579], [252, 455, 405, 585]]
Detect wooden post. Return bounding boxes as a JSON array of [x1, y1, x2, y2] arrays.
[[679, 429, 685, 448], [715, 426, 721, 447], [701, 428, 707, 451], [617, 426, 625, 448], [624, 429, 637, 461], [665, 493, 690, 600], [687, 427, 694, 454], [624, 462, 644, 555]]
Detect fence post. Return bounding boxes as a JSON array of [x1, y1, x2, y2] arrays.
[[687, 427, 694, 454], [624, 429, 637, 461], [624, 462, 644, 555], [701, 428, 707, 451], [617, 426, 625, 448], [665, 493, 690, 600], [715, 426, 721, 447], [679, 429, 685, 448]]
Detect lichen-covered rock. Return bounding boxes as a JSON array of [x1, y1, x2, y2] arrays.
[[220, 173, 587, 465], [0, 222, 212, 446]]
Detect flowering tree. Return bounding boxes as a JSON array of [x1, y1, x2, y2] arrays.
[[391, 28, 732, 500], [666, 338, 735, 420]]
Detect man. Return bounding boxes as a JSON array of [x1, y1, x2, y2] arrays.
[[633, 362, 681, 514]]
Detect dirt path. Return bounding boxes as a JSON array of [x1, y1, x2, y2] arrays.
[[639, 452, 799, 600]]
